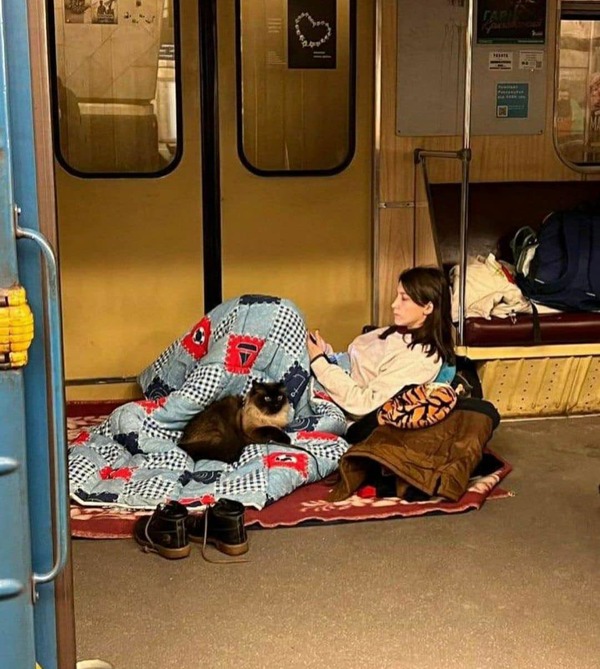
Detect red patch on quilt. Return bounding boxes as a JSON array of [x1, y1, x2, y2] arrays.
[[136, 397, 168, 414], [296, 430, 338, 441], [224, 334, 265, 374], [313, 390, 333, 402], [181, 316, 212, 360], [263, 452, 309, 479], [99, 467, 135, 481], [72, 431, 91, 445], [179, 494, 216, 506]]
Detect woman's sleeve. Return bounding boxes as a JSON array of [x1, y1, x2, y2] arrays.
[[310, 351, 441, 418]]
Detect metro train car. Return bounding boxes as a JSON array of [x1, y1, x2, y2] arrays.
[[1, 1, 599, 667]]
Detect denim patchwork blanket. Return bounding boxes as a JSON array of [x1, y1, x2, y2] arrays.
[[68, 296, 349, 510]]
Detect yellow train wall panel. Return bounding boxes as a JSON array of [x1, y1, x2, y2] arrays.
[[478, 356, 600, 418]]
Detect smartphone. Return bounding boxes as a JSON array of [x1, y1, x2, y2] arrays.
[[309, 333, 317, 344]]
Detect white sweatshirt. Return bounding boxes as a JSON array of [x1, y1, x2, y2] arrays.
[[310, 327, 442, 418]]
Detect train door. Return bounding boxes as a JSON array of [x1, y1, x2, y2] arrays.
[[217, 1, 374, 347], [51, 0, 374, 406], [1, 2, 71, 668]]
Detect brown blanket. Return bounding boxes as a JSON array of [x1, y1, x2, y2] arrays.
[[329, 407, 496, 502]]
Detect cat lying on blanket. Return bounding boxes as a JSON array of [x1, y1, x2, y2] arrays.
[[178, 381, 291, 464]]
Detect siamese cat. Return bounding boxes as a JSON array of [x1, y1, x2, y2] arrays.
[[178, 380, 291, 463]]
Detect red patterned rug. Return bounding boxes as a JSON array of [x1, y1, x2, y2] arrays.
[[68, 411, 513, 539]]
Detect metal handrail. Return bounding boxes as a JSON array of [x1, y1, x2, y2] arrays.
[[413, 0, 475, 347], [16, 224, 69, 591], [372, 0, 383, 325]]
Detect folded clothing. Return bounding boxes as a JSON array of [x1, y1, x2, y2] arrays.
[[450, 253, 560, 321]]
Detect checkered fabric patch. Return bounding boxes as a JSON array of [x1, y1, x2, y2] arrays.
[[92, 442, 124, 466], [179, 366, 224, 405], [269, 304, 306, 356], [141, 419, 181, 443], [95, 420, 113, 437], [123, 474, 176, 501], [142, 450, 189, 472], [299, 442, 348, 462], [154, 340, 178, 371], [68, 454, 97, 490], [212, 306, 239, 341], [215, 469, 266, 497], [236, 443, 264, 464]]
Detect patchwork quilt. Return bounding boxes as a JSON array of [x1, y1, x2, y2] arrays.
[[68, 296, 349, 510]]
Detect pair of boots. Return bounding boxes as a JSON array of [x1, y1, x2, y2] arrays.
[[133, 498, 248, 562]]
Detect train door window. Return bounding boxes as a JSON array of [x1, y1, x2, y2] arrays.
[[236, 0, 356, 175], [47, 0, 182, 176], [555, 1, 600, 168]]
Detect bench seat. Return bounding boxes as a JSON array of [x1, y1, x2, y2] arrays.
[[427, 180, 600, 416], [464, 312, 600, 347], [430, 180, 600, 348]]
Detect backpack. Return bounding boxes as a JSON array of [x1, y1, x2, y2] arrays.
[[510, 205, 600, 312]]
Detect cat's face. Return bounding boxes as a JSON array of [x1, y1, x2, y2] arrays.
[[248, 381, 289, 414]]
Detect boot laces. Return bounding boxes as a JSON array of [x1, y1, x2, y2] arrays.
[[200, 509, 249, 565]]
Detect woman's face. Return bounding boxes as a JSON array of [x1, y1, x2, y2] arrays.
[[391, 282, 432, 329]]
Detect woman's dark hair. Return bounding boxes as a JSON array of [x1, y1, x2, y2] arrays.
[[383, 266, 455, 364]]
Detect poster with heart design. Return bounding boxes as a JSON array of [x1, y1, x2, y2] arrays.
[[288, 0, 337, 69]]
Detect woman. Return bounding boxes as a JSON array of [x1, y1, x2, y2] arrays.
[[306, 266, 455, 419]]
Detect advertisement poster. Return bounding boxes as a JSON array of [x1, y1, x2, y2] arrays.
[[266, 15, 286, 67], [64, 0, 88, 24], [496, 82, 529, 118], [288, 0, 337, 69], [477, 0, 546, 44], [92, 0, 118, 25]]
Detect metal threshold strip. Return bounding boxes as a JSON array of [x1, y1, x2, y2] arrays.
[[65, 376, 137, 386]]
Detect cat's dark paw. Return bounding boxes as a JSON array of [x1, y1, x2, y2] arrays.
[[277, 430, 291, 445], [253, 426, 291, 445]]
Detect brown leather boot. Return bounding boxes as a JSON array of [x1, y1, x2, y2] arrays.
[[187, 498, 248, 557]]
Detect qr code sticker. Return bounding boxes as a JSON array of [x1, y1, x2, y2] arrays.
[[497, 105, 508, 118]]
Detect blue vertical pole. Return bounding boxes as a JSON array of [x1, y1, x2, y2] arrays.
[[0, 0, 37, 666], [3, 1, 61, 667]]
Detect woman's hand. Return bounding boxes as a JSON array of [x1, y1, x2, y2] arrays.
[[307, 329, 333, 361], [313, 329, 333, 354]]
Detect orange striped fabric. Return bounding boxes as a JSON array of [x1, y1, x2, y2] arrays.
[[377, 383, 457, 430]]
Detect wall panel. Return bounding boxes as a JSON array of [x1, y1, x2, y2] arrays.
[[376, 0, 590, 319]]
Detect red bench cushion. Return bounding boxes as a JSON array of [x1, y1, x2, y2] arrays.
[[464, 312, 600, 347]]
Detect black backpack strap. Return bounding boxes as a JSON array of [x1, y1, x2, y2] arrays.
[[530, 301, 541, 344]]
